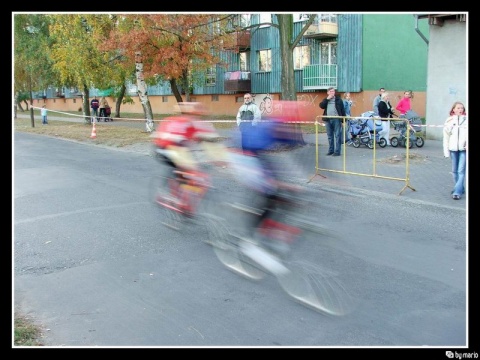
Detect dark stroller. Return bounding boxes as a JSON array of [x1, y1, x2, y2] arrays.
[[98, 105, 113, 122], [390, 110, 424, 148], [348, 111, 387, 149]]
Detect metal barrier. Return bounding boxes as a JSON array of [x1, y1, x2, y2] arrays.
[[307, 115, 417, 195]]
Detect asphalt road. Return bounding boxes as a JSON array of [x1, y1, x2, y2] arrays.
[[13, 131, 469, 349]]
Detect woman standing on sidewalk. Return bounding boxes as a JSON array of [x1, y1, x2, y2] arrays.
[[443, 101, 467, 200], [378, 92, 395, 146], [395, 90, 413, 116]]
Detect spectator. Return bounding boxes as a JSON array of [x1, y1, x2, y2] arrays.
[[99, 96, 109, 119], [377, 92, 395, 146], [395, 90, 413, 116], [342, 92, 353, 145], [90, 97, 99, 118], [372, 88, 385, 116], [319, 87, 346, 156], [236, 93, 262, 150], [41, 105, 48, 125], [443, 101, 467, 200]]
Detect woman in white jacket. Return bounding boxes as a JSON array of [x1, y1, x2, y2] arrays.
[[443, 101, 467, 200]]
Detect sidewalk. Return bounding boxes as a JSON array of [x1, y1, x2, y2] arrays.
[[282, 133, 466, 211], [14, 113, 467, 211]]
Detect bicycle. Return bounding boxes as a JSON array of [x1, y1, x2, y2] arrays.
[[150, 167, 211, 231], [204, 182, 356, 316]]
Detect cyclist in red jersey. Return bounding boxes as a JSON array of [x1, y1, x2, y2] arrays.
[[152, 102, 223, 186]]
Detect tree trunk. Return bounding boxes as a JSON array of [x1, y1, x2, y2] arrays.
[[135, 51, 154, 132], [82, 83, 90, 124], [114, 83, 126, 118], [28, 76, 34, 128], [170, 78, 183, 103], [277, 15, 296, 101], [277, 14, 305, 145]]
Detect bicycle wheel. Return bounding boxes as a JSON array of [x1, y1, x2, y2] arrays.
[[276, 228, 356, 316], [277, 257, 356, 316], [149, 175, 184, 231], [206, 214, 266, 281]]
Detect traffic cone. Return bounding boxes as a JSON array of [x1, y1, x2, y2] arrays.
[[90, 122, 97, 139]]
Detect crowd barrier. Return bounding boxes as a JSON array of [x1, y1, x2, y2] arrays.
[[308, 115, 422, 195]]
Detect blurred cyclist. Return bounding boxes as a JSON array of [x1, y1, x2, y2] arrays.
[[229, 113, 302, 242], [152, 102, 224, 188]]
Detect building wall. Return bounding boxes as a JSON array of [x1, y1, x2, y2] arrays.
[[424, 18, 467, 140], [363, 14, 429, 92], [32, 89, 427, 121]]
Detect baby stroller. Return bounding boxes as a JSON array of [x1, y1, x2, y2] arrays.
[[98, 105, 113, 122], [348, 111, 387, 149], [390, 110, 424, 148]]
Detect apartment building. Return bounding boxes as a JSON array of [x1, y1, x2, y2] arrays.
[[32, 13, 433, 119]]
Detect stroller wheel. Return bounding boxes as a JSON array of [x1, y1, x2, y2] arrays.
[[367, 139, 374, 149], [415, 137, 424, 148], [378, 138, 387, 148], [390, 137, 399, 147], [403, 138, 413, 149], [352, 138, 360, 148]]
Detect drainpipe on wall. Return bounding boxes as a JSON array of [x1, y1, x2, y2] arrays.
[[413, 14, 429, 45]]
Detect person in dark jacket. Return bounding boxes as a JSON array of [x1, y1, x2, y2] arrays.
[[319, 87, 346, 156], [378, 92, 395, 146]]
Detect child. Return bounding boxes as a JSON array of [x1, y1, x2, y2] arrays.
[[41, 105, 48, 124]]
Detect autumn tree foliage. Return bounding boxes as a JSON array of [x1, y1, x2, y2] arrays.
[[105, 14, 237, 104], [48, 14, 117, 121], [14, 14, 57, 124]]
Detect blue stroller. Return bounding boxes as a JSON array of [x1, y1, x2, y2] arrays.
[[348, 111, 387, 149]]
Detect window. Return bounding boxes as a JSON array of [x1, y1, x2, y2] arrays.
[[240, 51, 250, 71], [294, 45, 310, 69], [321, 42, 337, 65], [235, 14, 251, 28], [259, 13, 271, 27], [229, 14, 251, 28], [206, 66, 216, 86], [162, 96, 168, 103], [211, 95, 219, 102], [293, 14, 310, 22], [258, 49, 272, 72], [320, 13, 337, 23]]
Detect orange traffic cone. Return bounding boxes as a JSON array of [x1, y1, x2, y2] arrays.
[[90, 122, 97, 139]]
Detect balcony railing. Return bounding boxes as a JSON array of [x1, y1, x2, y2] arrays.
[[224, 71, 251, 92], [302, 64, 337, 90], [224, 30, 251, 52], [303, 17, 338, 39]]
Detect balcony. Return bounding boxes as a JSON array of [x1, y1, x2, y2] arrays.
[[224, 30, 250, 52], [224, 71, 251, 92], [303, 21, 338, 39], [302, 64, 337, 90]]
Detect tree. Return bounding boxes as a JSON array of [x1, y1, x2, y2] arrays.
[[105, 14, 237, 129], [276, 14, 316, 101], [274, 14, 317, 144], [49, 14, 126, 123], [14, 14, 57, 127]]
